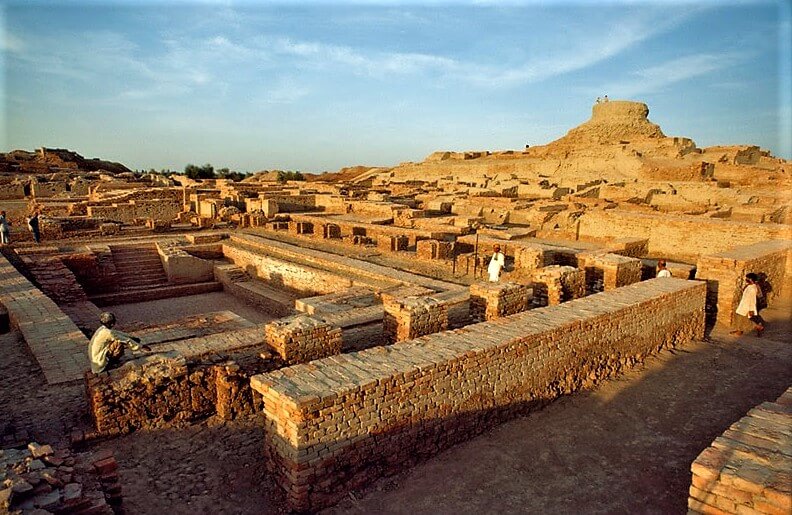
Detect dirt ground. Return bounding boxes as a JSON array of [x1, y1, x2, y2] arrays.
[[1, 298, 789, 514]]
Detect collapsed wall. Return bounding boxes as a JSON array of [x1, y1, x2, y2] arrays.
[[84, 326, 279, 437], [251, 278, 706, 511]]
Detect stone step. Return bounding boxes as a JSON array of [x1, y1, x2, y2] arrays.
[[114, 267, 167, 277], [114, 256, 161, 263], [122, 277, 169, 288], [90, 281, 224, 306]]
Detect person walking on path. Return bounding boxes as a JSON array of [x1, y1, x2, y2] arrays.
[[488, 244, 506, 282], [89, 312, 152, 373], [656, 260, 672, 278], [0, 211, 10, 245], [27, 210, 41, 244], [730, 273, 765, 337]]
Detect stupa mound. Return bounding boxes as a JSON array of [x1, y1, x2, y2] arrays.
[[557, 100, 665, 145]]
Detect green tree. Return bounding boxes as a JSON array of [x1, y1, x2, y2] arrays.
[[276, 170, 305, 183], [184, 163, 215, 179], [217, 167, 246, 182]]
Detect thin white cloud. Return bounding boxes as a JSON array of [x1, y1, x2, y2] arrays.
[[272, 36, 459, 76], [599, 52, 747, 98], [3, 5, 710, 110], [258, 77, 312, 104]]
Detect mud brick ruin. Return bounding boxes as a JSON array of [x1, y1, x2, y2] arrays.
[[1, 101, 790, 513]]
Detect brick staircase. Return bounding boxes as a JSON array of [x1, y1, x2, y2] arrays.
[[110, 243, 168, 291], [90, 243, 223, 306]]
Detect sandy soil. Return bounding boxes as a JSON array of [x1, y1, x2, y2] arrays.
[[2, 298, 789, 514]]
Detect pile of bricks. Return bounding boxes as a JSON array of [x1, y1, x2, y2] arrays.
[[689, 387, 792, 514], [251, 279, 707, 512], [383, 295, 449, 342], [265, 314, 342, 365], [0, 442, 120, 513], [470, 282, 533, 322], [531, 265, 585, 306]]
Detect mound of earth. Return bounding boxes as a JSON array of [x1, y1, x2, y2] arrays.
[[551, 100, 665, 146], [0, 148, 132, 176]]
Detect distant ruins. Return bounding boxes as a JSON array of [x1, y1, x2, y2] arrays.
[[1, 101, 789, 514]]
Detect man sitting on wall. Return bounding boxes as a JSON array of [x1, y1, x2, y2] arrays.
[[89, 312, 152, 373]]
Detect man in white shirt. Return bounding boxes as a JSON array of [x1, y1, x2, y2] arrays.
[[730, 273, 765, 337], [656, 260, 672, 278], [488, 244, 505, 282], [89, 312, 151, 373]]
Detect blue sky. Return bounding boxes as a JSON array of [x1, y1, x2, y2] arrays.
[[2, 1, 790, 173]]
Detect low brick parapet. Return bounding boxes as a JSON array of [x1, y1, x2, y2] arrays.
[[689, 387, 792, 514], [470, 282, 532, 322], [265, 314, 342, 365], [577, 251, 643, 292], [531, 265, 586, 306], [251, 278, 706, 511], [383, 295, 449, 343]]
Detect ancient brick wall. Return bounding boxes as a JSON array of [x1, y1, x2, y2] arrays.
[[0, 181, 25, 200], [470, 282, 532, 322], [416, 239, 454, 260], [688, 387, 791, 515], [265, 314, 342, 365], [514, 245, 546, 273], [578, 210, 792, 261], [695, 240, 791, 326], [0, 254, 88, 384], [62, 249, 119, 295], [22, 256, 89, 304], [383, 295, 449, 343], [606, 237, 649, 258], [157, 241, 214, 284], [577, 252, 642, 292], [531, 265, 586, 306], [377, 234, 409, 252], [85, 326, 278, 435], [31, 181, 68, 198], [251, 278, 706, 511], [86, 199, 182, 223], [222, 242, 354, 295]]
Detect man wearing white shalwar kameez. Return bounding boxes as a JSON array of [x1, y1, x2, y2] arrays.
[[488, 244, 505, 282]]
